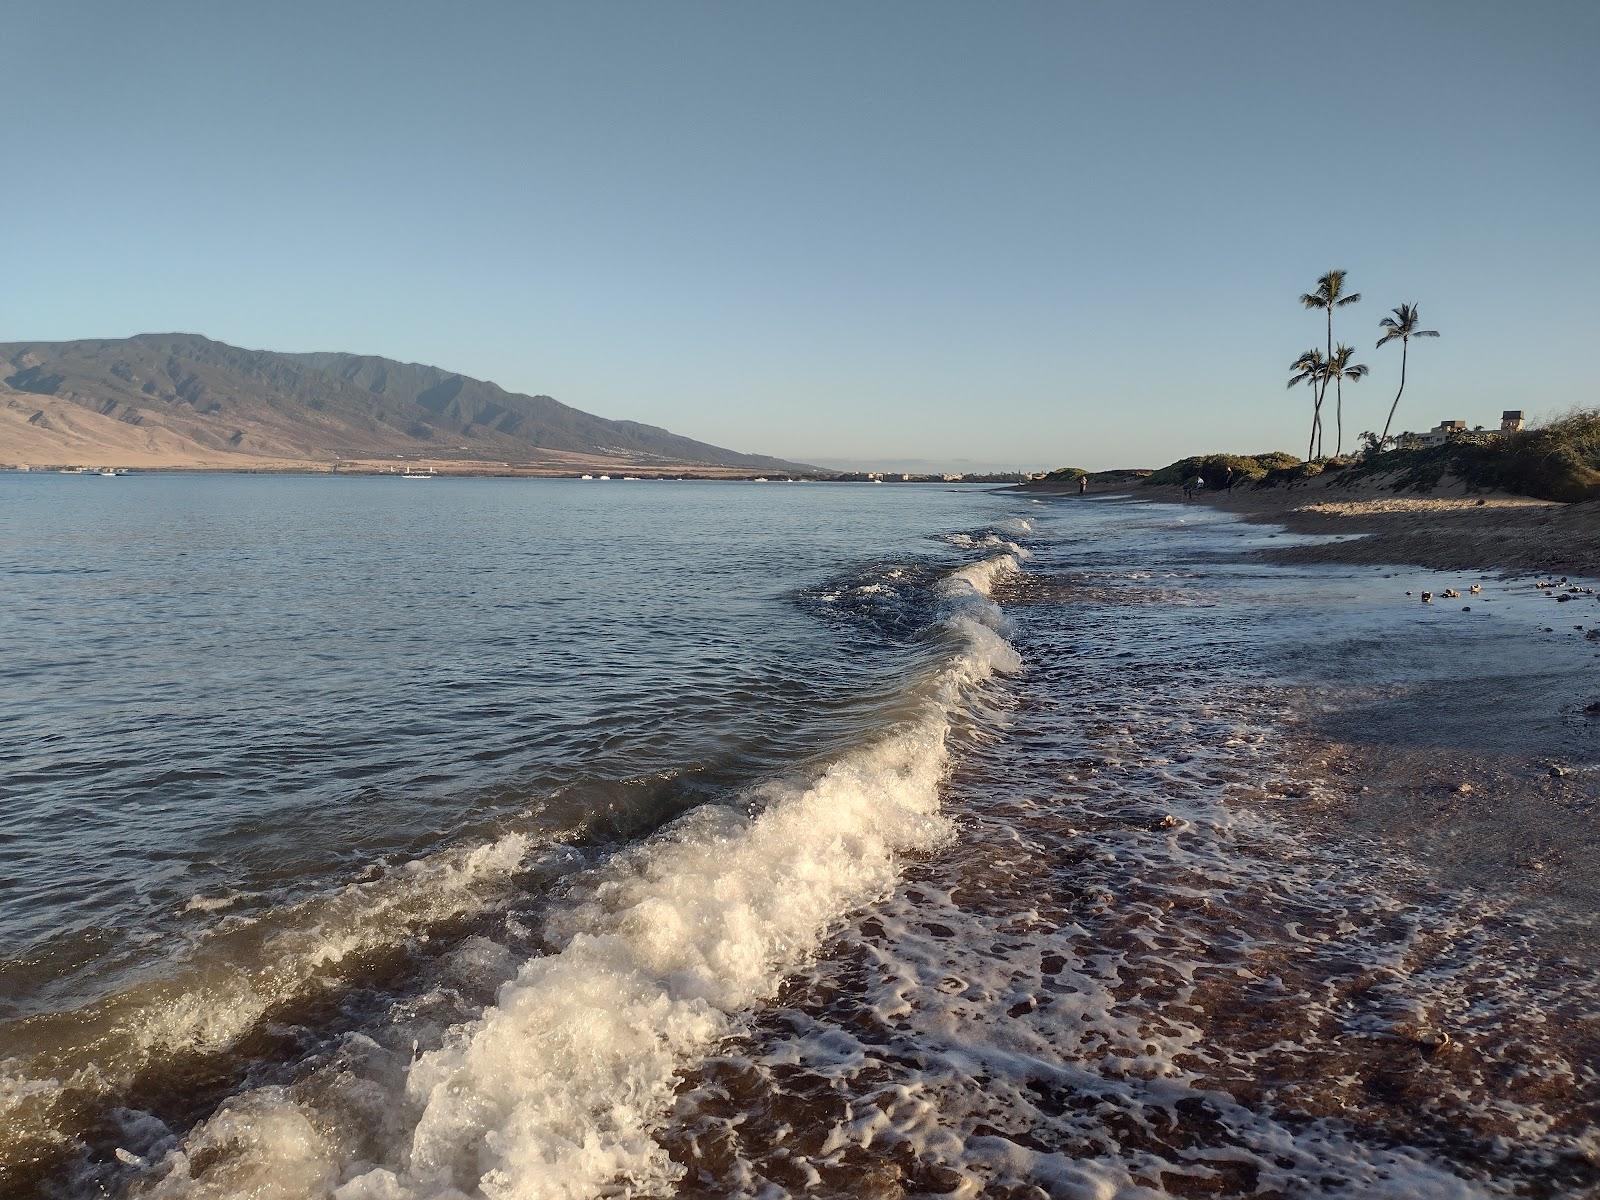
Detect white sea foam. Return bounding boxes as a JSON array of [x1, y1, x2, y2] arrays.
[[124, 550, 1026, 1200], [1, 831, 550, 1172]]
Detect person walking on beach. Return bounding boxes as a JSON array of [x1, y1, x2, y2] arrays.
[[1221, 465, 1235, 493], [1078, 475, 1088, 496], [1182, 473, 1203, 501]]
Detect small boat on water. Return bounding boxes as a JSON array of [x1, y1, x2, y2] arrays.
[[598, 474, 611, 481], [99, 468, 125, 477], [401, 466, 436, 479], [581, 474, 594, 480]]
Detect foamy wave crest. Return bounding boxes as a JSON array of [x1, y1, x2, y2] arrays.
[[129, 551, 1024, 1200], [1, 831, 551, 1178]]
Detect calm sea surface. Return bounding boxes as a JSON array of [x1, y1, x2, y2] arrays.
[[2, 474, 1595, 1199]]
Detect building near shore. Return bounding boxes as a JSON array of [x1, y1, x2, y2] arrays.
[[1396, 414, 1529, 449], [1397, 419, 1471, 448]]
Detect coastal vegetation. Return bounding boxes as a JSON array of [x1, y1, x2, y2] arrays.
[[1296, 270, 1362, 457], [1374, 303, 1441, 445], [1288, 272, 1440, 464], [1145, 451, 1299, 489], [1123, 408, 1600, 503], [1345, 408, 1600, 502]]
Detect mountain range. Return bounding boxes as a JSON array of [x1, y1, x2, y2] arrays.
[[0, 333, 808, 474]]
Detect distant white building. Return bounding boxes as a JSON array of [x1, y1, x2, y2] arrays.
[[1396, 414, 1528, 449], [1398, 419, 1468, 448]]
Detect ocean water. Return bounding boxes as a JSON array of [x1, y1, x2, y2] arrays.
[[1, 476, 1595, 1199]]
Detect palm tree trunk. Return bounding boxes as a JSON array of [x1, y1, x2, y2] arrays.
[[1313, 382, 1325, 459], [1322, 305, 1333, 460], [1380, 339, 1409, 446], [1307, 381, 1322, 462], [1336, 376, 1343, 457]]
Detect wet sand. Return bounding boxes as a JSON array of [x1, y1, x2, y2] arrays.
[[660, 510, 1600, 1197]]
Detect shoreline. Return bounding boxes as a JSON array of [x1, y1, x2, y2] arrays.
[[1017, 475, 1600, 575], [1017, 482, 1600, 951]]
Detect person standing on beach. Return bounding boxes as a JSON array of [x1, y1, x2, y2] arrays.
[[1078, 475, 1088, 496], [1182, 474, 1203, 501]]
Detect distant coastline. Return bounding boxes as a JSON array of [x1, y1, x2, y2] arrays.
[[1, 460, 1029, 483]]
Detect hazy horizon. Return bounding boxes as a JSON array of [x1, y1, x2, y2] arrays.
[[7, 1, 1597, 470]]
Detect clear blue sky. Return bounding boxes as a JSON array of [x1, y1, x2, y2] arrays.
[[6, 1, 1597, 469]]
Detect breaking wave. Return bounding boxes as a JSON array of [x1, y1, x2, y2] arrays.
[[16, 533, 1030, 1200]]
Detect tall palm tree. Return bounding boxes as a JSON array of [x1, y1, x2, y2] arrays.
[[1300, 270, 1361, 455], [1326, 344, 1369, 453], [1288, 349, 1327, 462], [1375, 303, 1441, 446]]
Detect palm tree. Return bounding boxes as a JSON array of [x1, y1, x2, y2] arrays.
[[1288, 349, 1327, 462], [1326, 344, 1369, 453], [1375, 303, 1440, 446], [1300, 270, 1361, 455]]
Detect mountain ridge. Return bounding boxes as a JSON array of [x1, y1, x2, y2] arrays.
[[0, 333, 811, 473]]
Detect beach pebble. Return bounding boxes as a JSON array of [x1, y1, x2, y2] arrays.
[[1462, 606, 1471, 612], [1421, 591, 1433, 604], [1550, 764, 1571, 776], [1454, 782, 1474, 795]]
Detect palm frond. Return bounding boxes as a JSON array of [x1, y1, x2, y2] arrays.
[[1413, 329, 1440, 338], [1336, 292, 1362, 306]]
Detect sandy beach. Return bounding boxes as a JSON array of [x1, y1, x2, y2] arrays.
[[1021, 476, 1600, 958], [1022, 473, 1600, 574]]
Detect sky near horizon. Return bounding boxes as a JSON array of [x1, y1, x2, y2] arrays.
[[6, 2, 1598, 470]]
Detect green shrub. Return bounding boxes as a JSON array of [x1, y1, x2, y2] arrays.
[[1345, 409, 1600, 501], [1256, 460, 1325, 487], [1146, 451, 1298, 489], [1045, 466, 1088, 480]]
